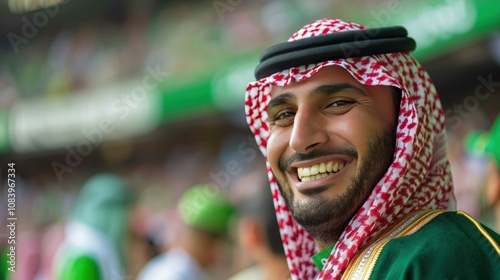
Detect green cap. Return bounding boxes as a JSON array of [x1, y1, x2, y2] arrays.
[[465, 114, 500, 167], [177, 184, 235, 236]]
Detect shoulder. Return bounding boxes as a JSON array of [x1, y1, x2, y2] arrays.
[[227, 266, 265, 280], [137, 249, 207, 280], [371, 211, 500, 280], [383, 211, 500, 253]]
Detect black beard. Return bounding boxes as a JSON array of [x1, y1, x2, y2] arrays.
[[275, 128, 395, 245]]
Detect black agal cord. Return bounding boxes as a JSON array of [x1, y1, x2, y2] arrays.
[[254, 26, 416, 80]]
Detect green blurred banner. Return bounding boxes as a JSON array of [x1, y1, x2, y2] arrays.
[[345, 0, 499, 60], [2, 80, 162, 154]]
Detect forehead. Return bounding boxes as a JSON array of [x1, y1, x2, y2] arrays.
[[270, 66, 365, 97]]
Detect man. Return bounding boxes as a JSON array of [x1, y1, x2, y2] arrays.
[[137, 184, 235, 280], [228, 183, 289, 280], [466, 114, 500, 231], [244, 18, 500, 279], [53, 173, 134, 280]]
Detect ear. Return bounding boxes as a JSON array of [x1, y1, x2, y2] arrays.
[[485, 160, 500, 207]]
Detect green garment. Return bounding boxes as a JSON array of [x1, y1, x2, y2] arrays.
[[338, 211, 500, 279], [370, 211, 500, 279], [312, 245, 334, 272], [58, 255, 100, 280], [56, 173, 134, 280], [70, 173, 133, 267]]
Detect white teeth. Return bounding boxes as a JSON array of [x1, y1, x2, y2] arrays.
[[332, 162, 339, 172], [297, 161, 346, 182], [303, 167, 310, 176], [319, 162, 326, 173], [311, 165, 319, 176], [326, 161, 333, 172]]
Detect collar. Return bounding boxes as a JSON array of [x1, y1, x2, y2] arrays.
[[311, 244, 335, 271]]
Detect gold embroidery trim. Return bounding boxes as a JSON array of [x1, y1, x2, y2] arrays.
[[457, 211, 500, 256], [341, 211, 425, 279], [342, 209, 444, 280]]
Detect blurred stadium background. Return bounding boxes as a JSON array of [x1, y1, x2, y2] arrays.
[[0, 0, 499, 278]]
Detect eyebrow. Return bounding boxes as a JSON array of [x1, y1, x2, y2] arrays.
[[267, 82, 366, 112], [311, 83, 367, 97], [267, 93, 294, 112]]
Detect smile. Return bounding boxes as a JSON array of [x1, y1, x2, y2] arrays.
[[298, 160, 345, 182]]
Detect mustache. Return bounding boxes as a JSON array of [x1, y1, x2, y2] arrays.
[[279, 146, 358, 171]]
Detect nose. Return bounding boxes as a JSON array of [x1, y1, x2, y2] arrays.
[[289, 109, 328, 154]]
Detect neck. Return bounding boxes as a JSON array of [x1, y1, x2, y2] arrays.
[[178, 226, 216, 268], [180, 242, 200, 265], [495, 205, 500, 233], [314, 240, 335, 252], [260, 253, 290, 280]]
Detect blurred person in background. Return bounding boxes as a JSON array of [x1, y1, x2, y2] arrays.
[[36, 222, 66, 280], [1, 177, 64, 280], [245, 18, 500, 279], [228, 182, 289, 280], [126, 203, 170, 278], [136, 184, 235, 280], [52, 173, 134, 280], [466, 114, 500, 232]]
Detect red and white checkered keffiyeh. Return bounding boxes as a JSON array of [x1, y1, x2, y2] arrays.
[[244, 18, 454, 279]]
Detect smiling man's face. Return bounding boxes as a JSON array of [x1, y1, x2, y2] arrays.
[[266, 66, 399, 249]]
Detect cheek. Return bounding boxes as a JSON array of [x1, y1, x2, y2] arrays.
[[266, 131, 289, 167], [331, 110, 386, 156], [377, 94, 399, 132], [328, 110, 371, 138]]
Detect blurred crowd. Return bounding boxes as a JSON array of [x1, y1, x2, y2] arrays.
[[0, 140, 293, 279], [0, 0, 327, 109]]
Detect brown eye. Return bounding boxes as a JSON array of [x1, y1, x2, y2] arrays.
[[270, 110, 295, 127], [329, 100, 351, 107], [275, 111, 294, 120]]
